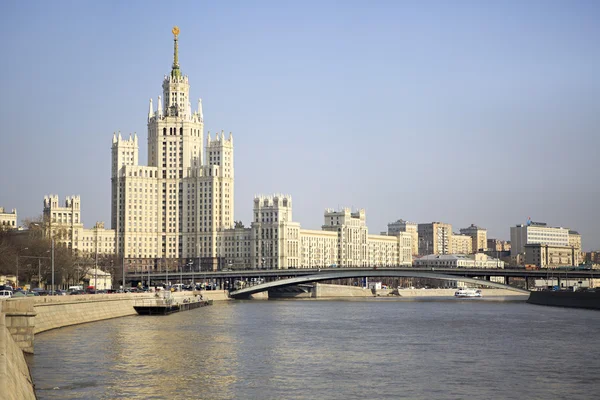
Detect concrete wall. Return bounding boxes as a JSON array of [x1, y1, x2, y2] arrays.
[[0, 302, 36, 400], [397, 288, 525, 297], [314, 283, 374, 298]]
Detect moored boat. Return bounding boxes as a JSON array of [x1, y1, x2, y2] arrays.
[[454, 288, 482, 298], [133, 292, 212, 315]]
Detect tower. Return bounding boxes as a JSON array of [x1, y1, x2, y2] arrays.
[[111, 27, 234, 270]]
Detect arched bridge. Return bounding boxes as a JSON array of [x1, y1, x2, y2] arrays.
[[229, 270, 530, 298]]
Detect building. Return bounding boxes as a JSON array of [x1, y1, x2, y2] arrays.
[[510, 221, 570, 257], [111, 27, 234, 271], [568, 230, 582, 265], [388, 219, 418, 256], [418, 222, 452, 255], [459, 224, 487, 252], [85, 268, 112, 291], [487, 239, 511, 252], [451, 234, 473, 255], [43, 195, 116, 257], [249, 195, 299, 269], [224, 199, 413, 269], [0, 207, 17, 230], [299, 229, 339, 268], [524, 244, 576, 268], [585, 252, 600, 264], [414, 253, 504, 269], [322, 208, 368, 267]]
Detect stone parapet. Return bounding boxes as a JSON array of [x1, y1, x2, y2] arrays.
[[3, 299, 37, 354], [0, 302, 36, 400]]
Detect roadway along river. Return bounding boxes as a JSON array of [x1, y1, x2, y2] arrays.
[[28, 298, 600, 399]]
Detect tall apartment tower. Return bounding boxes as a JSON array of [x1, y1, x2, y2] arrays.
[[323, 208, 368, 267], [388, 219, 418, 256], [111, 27, 234, 269], [418, 222, 452, 255], [43, 195, 83, 250], [250, 195, 299, 269], [459, 224, 487, 252]]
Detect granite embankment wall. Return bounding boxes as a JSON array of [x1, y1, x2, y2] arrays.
[[0, 301, 36, 400], [1, 290, 230, 398], [315, 283, 374, 298], [395, 288, 526, 297]]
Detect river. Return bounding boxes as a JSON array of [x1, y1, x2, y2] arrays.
[[28, 298, 600, 399]]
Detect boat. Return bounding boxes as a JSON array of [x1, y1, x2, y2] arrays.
[[133, 292, 212, 315], [454, 288, 482, 298]]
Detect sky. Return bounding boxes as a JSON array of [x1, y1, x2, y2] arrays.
[[0, 0, 599, 250]]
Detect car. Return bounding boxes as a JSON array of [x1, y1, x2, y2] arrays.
[[26, 291, 40, 297], [54, 290, 67, 296], [32, 288, 48, 296], [0, 290, 12, 299], [69, 290, 85, 295]]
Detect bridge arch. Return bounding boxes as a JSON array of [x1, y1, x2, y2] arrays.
[[229, 270, 530, 298]]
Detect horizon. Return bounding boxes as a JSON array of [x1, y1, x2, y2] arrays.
[[1, 1, 598, 250]]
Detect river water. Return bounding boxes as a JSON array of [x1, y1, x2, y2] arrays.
[[28, 298, 600, 400]]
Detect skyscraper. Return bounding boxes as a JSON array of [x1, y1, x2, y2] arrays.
[[111, 27, 234, 271]]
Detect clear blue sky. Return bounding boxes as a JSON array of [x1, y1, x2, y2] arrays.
[[1, 0, 598, 250]]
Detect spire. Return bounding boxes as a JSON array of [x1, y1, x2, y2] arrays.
[[157, 96, 163, 117], [148, 98, 154, 120], [198, 98, 203, 122], [171, 26, 181, 78], [207, 131, 211, 144]]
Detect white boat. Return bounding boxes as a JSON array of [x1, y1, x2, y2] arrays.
[[454, 288, 482, 298]]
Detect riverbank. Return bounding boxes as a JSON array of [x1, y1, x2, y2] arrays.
[[1, 290, 230, 399]]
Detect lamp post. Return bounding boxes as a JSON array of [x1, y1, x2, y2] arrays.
[[51, 239, 55, 295]]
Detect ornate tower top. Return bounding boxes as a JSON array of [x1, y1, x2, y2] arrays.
[[171, 26, 181, 78]]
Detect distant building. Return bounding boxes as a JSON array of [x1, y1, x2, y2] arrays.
[[414, 253, 504, 269], [42, 195, 116, 257], [524, 244, 576, 268], [300, 229, 339, 268], [0, 207, 17, 230], [250, 195, 299, 269], [322, 208, 368, 267], [510, 221, 570, 257], [451, 234, 473, 254], [459, 224, 487, 252], [85, 268, 112, 290], [487, 239, 511, 252], [418, 222, 452, 255], [224, 199, 413, 269], [388, 219, 418, 256], [585, 252, 600, 264], [568, 230, 582, 265]]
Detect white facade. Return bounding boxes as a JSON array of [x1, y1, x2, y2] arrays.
[[322, 208, 368, 267], [459, 224, 487, 252], [111, 28, 234, 269], [299, 229, 339, 268], [388, 219, 418, 256], [86, 268, 112, 290], [0, 207, 17, 230], [451, 234, 473, 255], [510, 222, 570, 256], [250, 195, 299, 269], [43, 195, 116, 257], [414, 253, 504, 269]]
